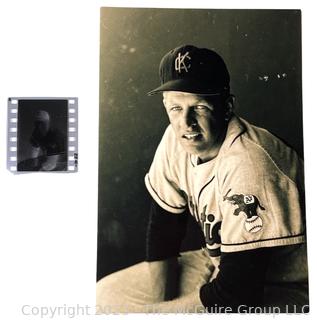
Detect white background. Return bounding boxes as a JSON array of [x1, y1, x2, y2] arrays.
[[0, 1, 316, 319]]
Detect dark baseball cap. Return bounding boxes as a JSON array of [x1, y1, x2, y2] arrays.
[[147, 45, 230, 96]]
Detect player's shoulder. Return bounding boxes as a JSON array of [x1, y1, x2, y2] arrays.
[[239, 118, 297, 156], [242, 118, 302, 175], [219, 116, 303, 182], [158, 124, 187, 161]]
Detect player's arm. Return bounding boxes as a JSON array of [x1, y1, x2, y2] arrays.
[[146, 200, 188, 261], [145, 200, 188, 301], [144, 126, 191, 301], [30, 131, 40, 158], [29, 144, 41, 169], [28, 130, 42, 167], [199, 247, 273, 312], [30, 146, 40, 159], [145, 247, 273, 313]]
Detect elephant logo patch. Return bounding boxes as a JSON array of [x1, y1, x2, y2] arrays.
[[223, 189, 265, 233]]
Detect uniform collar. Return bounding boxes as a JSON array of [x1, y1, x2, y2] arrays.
[[218, 114, 246, 155], [189, 114, 246, 166]]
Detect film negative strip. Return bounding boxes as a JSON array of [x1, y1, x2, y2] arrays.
[[7, 97, 78, 173]]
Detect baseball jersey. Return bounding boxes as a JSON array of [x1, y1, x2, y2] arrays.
[[145, 115, 306, 270]]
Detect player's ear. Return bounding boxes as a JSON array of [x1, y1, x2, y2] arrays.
[[162, 92, 167, 110], [224, 94, 235, 121]]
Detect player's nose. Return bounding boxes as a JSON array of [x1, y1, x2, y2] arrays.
[[181, 108, 197, 128]]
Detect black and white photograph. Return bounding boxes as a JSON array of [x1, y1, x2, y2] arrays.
[[7, 98, 78, 172], [96, 8, 309, 313]]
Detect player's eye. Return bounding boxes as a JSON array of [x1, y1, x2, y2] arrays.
[[170, 106, 182, 112], [195, 104, 214, 112], [195, 105, 210, 111], [195, 105, 207, 110]]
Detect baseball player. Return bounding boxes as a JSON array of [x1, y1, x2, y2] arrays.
[[27, 110, 66, 171], [96, 45, 309, 313]]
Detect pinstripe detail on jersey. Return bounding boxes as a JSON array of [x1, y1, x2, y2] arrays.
[[197, 175, 215, 205], [189, 155, 196, 167]]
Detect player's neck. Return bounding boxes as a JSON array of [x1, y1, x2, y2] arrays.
[[197, 124, 228, 164]]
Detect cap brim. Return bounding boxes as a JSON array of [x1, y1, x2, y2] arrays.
[[147, 79, 227, 96]]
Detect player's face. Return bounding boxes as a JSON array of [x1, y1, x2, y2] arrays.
[[163, 91, 227, 163], [34, 120, 50, 135]]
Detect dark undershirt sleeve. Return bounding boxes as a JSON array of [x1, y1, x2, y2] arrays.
[[199, 247, 273, 312], [145, 200, 188, 261]]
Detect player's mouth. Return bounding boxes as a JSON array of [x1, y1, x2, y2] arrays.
[[182, 132, 202, 140]]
